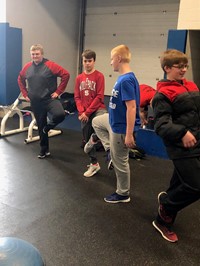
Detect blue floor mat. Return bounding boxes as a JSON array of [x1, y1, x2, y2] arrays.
[[59, 111, 81, 132]]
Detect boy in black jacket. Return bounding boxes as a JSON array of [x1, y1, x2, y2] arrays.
[[152, 49, 200, 243]]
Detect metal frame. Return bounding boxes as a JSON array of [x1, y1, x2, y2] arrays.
[[0, 94, 62, 143]]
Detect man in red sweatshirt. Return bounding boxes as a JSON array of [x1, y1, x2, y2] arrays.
[[18, 44, 70, 158]]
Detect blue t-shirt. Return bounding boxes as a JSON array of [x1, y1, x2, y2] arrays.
[[109, 72, 141, 134]]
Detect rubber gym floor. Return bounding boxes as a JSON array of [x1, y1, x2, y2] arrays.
[[0, 115, 199, 266]]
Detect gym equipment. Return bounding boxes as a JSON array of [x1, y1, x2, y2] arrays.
[[0, 237, 45, 265], [0, 93, 62, 143]]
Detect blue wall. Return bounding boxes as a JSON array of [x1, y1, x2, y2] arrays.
[[0, 23, 22, 105], [167, 29, 188, 52]]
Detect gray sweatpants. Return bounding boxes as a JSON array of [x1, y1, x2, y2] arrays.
[[92, 113, 130, 196]]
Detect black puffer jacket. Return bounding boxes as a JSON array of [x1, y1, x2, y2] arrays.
[[152, 79, 200, 159]]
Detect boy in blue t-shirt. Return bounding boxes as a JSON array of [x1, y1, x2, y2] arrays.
[[104, 44, 140, 203]]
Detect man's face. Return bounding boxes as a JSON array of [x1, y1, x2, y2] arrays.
[[82, 57, 95, 74], [30, 49, 43, 64]]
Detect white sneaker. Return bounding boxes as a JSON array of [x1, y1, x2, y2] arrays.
[[83, 163, 101, 177]]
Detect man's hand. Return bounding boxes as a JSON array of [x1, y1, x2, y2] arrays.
[[51, 92, 59, 99], [25, 96, 30, 102]]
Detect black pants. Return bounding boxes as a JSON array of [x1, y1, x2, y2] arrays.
[[81, 109, 107, 164], [81, 112, 97, 164], [31, 98, 65, 152], [160, 156, 200, 220]]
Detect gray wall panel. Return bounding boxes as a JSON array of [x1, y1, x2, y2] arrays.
[[84, 0, 180, 94], [6, 0, 81, 93]]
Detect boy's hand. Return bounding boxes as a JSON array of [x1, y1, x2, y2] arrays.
[[125, 134, 136, 148], [182, 131, 197, 148], [78, 113, 89, 122]]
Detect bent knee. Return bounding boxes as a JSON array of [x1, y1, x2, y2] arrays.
[[53, 111, 65, 123]]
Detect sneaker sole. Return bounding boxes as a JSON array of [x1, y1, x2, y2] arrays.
[[84, 143, 94, 154], [104, 197, 131, 203], [37, 153, 51, 159], [38, 155, 46, 159], [107, 160, 114, 170], [157, 191, 167, 204], [152, 220, 178, 243], [83, 167, 101, 177]]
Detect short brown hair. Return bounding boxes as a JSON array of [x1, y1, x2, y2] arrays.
[[160, 49, 188, 70], [30, 44, 44, 55], [82, 49, 96, 61]]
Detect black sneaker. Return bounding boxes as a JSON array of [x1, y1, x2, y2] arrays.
[[38, 151, 51, 159], [152, 220, 178, 243], [43, 125, 51, 134]]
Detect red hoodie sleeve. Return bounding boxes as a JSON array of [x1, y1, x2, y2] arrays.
[[74, 76, 85, 114], [17, 62, 32, 98], [46, 61, 70, 95]]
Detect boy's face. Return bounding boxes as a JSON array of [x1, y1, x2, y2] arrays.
[[110, 52, 120, 72], [164, 63, 189, 81], [82, 57, 95, 74]]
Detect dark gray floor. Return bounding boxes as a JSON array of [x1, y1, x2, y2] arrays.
[[0, 127, 199, 266]]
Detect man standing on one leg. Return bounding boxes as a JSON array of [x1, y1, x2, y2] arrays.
[[18, 44, 70, 158]]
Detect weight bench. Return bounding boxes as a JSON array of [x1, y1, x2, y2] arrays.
[[0, 93, 62, 143]]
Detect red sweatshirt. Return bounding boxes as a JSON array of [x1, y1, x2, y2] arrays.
[[74, 70, 106, 117], [18, 58, 70, 101], [139, 84, 156, 108]]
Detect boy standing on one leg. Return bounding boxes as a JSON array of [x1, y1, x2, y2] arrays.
[[103, 44, 141, 203], [152, 49, 200, 243], [74, 49, 107, 177]]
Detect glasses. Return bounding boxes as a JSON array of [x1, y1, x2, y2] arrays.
[[172, 64, 189, 70]]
